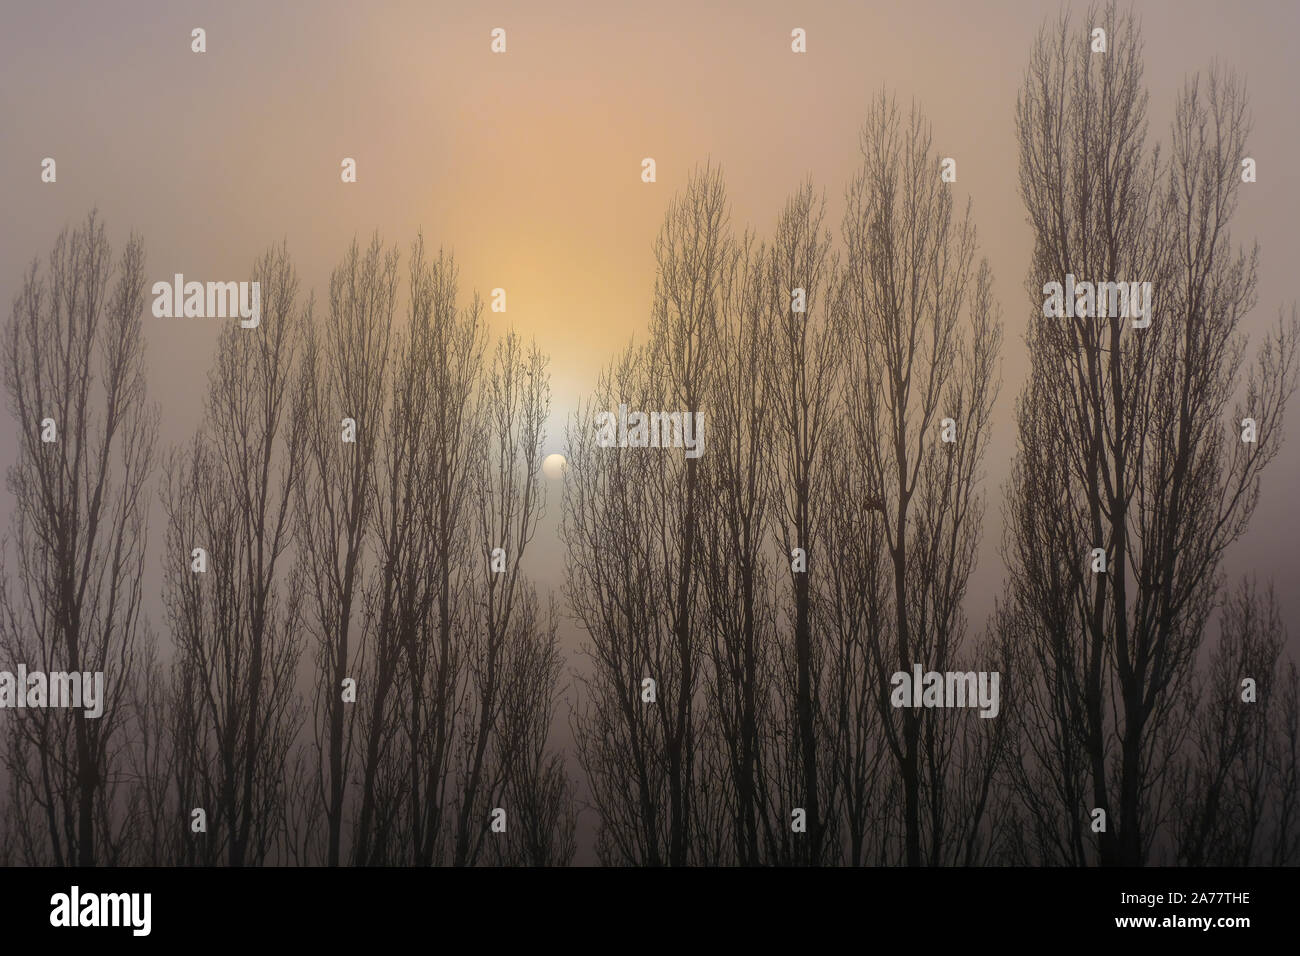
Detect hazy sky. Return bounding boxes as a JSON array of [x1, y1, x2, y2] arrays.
[[2, 0, 1298, 858]]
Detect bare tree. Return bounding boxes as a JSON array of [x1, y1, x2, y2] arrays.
[[121, 637, 179, 865], [1175, 580, 1291, 865], [483, 595, 577, 867], [400, 242, 484, 865], [699, 230, 781, 865], [760, 180, 844, 863], [335, 238, 572, 868], [0, 211, 158, 866], [645, 163, 729, 866], [840, 91, 1003, 866], [1005, 2, 1299, 865], [453, 330, 553, 865], [568, 348, 676, 864], [349, 236, 448, 865], [821, 431, 891, 865], [568, 164, 729, 865], [1267, 661, 1300, 865], [296, 235, 398, 866], [162, 241, 309, 865]]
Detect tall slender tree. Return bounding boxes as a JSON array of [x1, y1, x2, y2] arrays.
[[568, 164, 730, 865], [162, 242, 309, 865], [840, 91, 1003, 866], [296, 235, 399, 866], [1, 212, 158, 865], [761, 180, 843, 863], [1004, 1, 1298, 865]]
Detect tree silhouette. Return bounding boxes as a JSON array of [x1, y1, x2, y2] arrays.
[[761, 180, 843, 863], [161, 241, 309, 865], [1002, 1, 1299, 865], [4, 6, 1298, 869], [839, 91, 1003, 866], [568, 164, 730, 865], [698, 229, 781, 865], [1, 211, 158, 865], [296, 235, 398, 866]]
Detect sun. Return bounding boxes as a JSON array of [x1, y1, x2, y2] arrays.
[[542, 453, 567, 479]]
